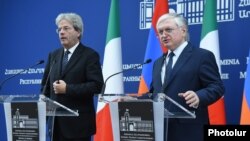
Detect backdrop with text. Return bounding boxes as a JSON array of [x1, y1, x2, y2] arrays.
[[0, 1, 249, 135]]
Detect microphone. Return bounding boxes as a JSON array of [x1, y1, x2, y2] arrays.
[[0, 60, 44, 91], [100, 59, 152, 99], [41, 59, 57, 95]]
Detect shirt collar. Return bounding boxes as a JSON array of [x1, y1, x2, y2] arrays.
[[169, 41, 188, 58], [64, 42, 79, 53]]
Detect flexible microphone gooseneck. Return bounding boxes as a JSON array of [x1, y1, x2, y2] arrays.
[[41, 59, 57, 95], [0, 60, 44, 91], [100, 59, 152, 99]]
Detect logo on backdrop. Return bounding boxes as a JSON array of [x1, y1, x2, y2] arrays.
[[139, 0, 236, 29], [118, 102, 155, 141]]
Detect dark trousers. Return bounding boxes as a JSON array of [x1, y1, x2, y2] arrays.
[[165, 118, 204, 141], [52, 118, 91, 141], [54, 133, 91, 141]]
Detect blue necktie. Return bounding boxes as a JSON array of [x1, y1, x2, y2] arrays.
[[62, 50, 70, 72], [164, 52, 175, 84]]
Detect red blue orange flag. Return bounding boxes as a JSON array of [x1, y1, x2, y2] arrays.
[[138, 0, 169, 95], [240, 50, 250, 125]]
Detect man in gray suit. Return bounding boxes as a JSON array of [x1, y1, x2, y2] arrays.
[[150, 13, 224, 141], [41, 13, 103, 141]]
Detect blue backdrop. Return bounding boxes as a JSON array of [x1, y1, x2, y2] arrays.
[[0, 0, 250, 140]]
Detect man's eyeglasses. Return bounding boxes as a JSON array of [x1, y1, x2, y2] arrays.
[[158, 27, 178, 36], [56, 26, 73, 34]]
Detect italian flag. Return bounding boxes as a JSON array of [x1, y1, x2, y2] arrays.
[[94, 0, 124, 140], [200, 0, 226, 124]]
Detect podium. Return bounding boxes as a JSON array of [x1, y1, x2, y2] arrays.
[[0, 94, 78, 141], [103, 93, 195, 141], [159, 93, 196, 141]]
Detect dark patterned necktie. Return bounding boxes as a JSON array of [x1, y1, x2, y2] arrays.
[[62, 50, 70, 72], [164, 52, 175, 83]]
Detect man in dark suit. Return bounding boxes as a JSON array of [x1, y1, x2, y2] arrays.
[[41, 13, 104, 141], [150, 13, 225, 141]]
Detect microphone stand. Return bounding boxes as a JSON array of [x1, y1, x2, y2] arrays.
[[99, 59, 152, 102], [41, 60, 56, 95]]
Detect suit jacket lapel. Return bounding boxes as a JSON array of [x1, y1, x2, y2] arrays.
[[153, 54, 166, 92], [61, 44, 83, 78], [50, 49, 64, 81], [163, 44, 193, 90]]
